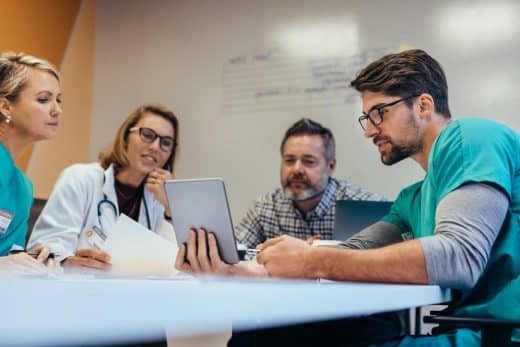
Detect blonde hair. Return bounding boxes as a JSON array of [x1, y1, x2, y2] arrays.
[[0, 52, 60, 104], [98, 104, 179, 173]]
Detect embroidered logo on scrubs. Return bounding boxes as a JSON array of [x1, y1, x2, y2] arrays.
[[0, 209, 14, 234]]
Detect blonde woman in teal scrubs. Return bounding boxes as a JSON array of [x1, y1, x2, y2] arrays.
[[0, 52, 61, 274]]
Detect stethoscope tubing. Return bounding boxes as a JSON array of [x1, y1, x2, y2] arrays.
[[96, 174, 151, 230]]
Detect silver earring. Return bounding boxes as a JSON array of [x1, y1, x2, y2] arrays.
[[4, 115, 11, 124]]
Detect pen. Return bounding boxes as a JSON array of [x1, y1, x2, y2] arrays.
[[243, 248, 261, 261]]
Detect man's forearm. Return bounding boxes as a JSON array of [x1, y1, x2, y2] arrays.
[[305, 239, 428, 284]]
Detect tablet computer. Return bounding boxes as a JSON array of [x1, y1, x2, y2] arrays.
[[164, 178, 240, 264]]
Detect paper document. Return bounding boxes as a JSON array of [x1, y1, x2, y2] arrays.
[[101, 214, 178, 276]]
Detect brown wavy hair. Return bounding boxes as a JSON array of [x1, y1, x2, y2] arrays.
[[98, 104, 179, 173]]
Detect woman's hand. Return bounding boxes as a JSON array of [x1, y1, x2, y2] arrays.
[[29, 245, 59, 268], [174, 228, 268, 277], [62, 249, 111, 272], [0, 253, 48, 275], [175, 229, 236, 275], [145, 167, 173, 217]]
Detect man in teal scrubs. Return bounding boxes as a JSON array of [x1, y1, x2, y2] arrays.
[[255, 49, 519, 346]]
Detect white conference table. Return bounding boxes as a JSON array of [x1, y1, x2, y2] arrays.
[[0, 275, 451, 346]]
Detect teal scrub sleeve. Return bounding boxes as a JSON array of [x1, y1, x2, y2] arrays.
[[429, 119, 517, 202], [381, 181, 422, 236]]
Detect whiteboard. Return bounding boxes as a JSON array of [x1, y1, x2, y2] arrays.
[[93, 0, 520, 221]]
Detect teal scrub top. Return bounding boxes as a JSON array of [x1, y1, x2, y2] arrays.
[[382, 118, 520, 328], [0, 143, 33, 255]]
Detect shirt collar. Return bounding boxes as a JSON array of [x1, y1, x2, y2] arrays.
[[310, 177, 336, 218], [102, 164, 117, 197], [285, 177, 336, 220]]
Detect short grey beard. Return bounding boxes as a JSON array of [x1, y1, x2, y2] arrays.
[[283, 186, 325, 201], [283, 176, 329, 202]]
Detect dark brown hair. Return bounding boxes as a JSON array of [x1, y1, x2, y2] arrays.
[[350, 49, 451, 118]]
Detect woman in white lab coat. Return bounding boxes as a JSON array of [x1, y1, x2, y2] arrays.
[[28, 104, 178, 271]]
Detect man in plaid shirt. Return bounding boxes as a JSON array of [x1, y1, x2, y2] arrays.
[[176, 118, 399, 346], [235, 118, 385, 249], [176, 118, 401, 347]]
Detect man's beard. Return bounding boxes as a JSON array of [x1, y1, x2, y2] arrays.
[[283, 175, 328, 201], [376, 116, 421, 166], [378, 137, 420, 165]]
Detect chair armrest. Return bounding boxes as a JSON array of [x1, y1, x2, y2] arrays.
[[424, 315, 520, 347], [424, 315, 520, 329]]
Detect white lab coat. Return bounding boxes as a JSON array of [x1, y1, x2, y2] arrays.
[[28, 162, 176, 263]]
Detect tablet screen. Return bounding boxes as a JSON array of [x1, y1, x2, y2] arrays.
[[164, 178, 240, 264]]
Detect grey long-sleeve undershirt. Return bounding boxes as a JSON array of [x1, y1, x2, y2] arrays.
[[342, 183, 509, 290]]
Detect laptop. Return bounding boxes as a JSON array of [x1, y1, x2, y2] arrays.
[[333, 200, 393, 241]]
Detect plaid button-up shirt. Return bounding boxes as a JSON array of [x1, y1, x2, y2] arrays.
[[235, 177, 385, 248]]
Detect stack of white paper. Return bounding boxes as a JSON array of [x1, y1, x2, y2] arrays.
[[102, 214, 178, 276]]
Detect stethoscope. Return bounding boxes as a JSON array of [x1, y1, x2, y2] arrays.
[[97, 175, 151, 231]]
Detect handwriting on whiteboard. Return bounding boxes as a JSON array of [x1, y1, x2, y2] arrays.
[[222, 47, 396, 115]]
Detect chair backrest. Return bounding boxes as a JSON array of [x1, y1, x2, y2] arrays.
[[26, 198, 47, 245]]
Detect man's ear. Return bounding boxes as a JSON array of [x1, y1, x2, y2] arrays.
[[0, 98, 11, 120], [417, 93, 434, 118], [328, 157, 337, 171]]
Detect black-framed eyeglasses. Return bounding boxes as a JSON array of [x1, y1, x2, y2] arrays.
[[358, 94, 418, 130], [129, 127, 176, 152]]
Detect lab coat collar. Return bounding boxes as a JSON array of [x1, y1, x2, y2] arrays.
[[102, 165, 156, 203], [102, 164, 117, 197], [102, 164, 161, 226]]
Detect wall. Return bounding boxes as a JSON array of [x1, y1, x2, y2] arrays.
[[93, 0, 520, 221], [27, 0, 96, 198], [0, 0, 80, 65], [0, 0, 82, 175]]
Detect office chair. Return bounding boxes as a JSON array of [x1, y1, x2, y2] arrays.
[[423, 312, 520, 347], [25, 198, 47, 244]]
